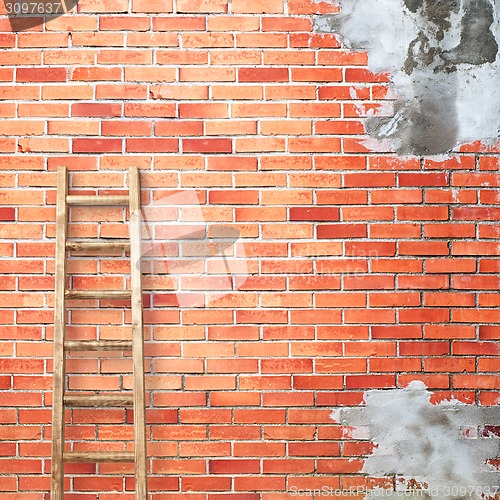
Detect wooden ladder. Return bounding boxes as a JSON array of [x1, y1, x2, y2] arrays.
[[51, 166, 147, 499]]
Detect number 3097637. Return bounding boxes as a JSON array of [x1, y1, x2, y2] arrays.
[[5, 1, 65, 15]]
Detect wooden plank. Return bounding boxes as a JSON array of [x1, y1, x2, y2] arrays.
[[128, 166, 148, 500], [66, 240, 130, 252], [66, 195, 129, 206], [65, 290, 132, 300], [51, 166, 69, 500], [64, 451, 135, 463], [65, 340, 133, 352], [64, 394, 133, 407]]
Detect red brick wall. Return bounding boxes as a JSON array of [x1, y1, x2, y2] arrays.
[[0, 0, 499, 497]]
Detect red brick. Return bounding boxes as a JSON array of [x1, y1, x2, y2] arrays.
[[236, 33, 287, 48], [289, 207, 339, 221], [453, 242, 500, 256], [265, 393, 315, 409], [424, 223, 476, 238], [290, 103, 341, 118], [209, 460, 260, 474], [292, 68, 342, 82], [263, 459, 314, 473], [424, 292, 475, 307], [316, 120, 365, 135], [317, 223, 367, 239], [263, 19, 312, 33], [289, 442, 340, 456], [206, 120, 257, 136], [208, 157, 257, 171], [232, 0, 283, 13], [400, 172, 449, 187], [453, 374, 499, 390], [236, 138, 286, 152], [126, 138, 179, 153], [370, 223, 420, 238], [177, 0, 227, 12], [17, 68, 66, 82], [346, 375, 396, 389], [452, 275, 500, 290], [372, 325, 422, 339], [233, 104, 286, 118], [72, 103, 121, 117], [454, 207, 500, 220], [288, 0, 339, 14], [179, 103, 228, 119], [180, 67, 235, 82], [425, 358, 475, 373], [266, 85, 316, 100], [183, 139, 232, 153], [425, 325, 475, 339], [344, 309, 396, 324], [289, 137, 341, 152], [100, 15, 151, 30], [290, 33, 340, 48], [182, 32, 233, 48], [345, 242, 396, 257], [73, 138, 122, 153], [97, 49, 153, 64], [239, 68, 289, 82], [398, 206, 449, 221], [399, 241, 450, 256], [426, 189, 477, 204], [345, 68, 390, 82], [316, 189, 367, 205], [130, 0, 172, 11], [371, 189, 422, 204], [101, 120, 152, 136], [0, 207, 15, 221], [124, 67, 177, 83], [235, 477, 286, 492]]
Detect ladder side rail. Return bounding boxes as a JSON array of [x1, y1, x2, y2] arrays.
[[51, 166, 69, 500], [128, 166, 148, 499]]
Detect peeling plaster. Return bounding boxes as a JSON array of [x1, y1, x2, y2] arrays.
[[331, 381, 500, 499], [316, 0, 500, 155]]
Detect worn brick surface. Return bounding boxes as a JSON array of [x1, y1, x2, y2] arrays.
[[0, 0, 498, 497]]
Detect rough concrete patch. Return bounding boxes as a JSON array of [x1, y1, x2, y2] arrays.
[[315, 0, 500, 155], [331, 381, 500, 499], [367, 73, 459, 155]]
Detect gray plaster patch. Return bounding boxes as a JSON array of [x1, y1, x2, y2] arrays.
[[331, 381, 500, 499], [316, 0, 500, 155]]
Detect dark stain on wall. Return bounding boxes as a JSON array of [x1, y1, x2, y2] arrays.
[[443, 0, 498, 67], [366, 79, 460, 156], [403, 0, 460, 38], [403, 0, 498, 73], [376, 0, 498, 155]]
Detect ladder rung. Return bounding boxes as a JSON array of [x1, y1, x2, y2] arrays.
[[66, 240, 130, 252], [67, 195, 130, 206], [64, 394, 133, 407], [65, 290, 132, 300], [65, 340, 133, 351], [63, 451, 135, 463]]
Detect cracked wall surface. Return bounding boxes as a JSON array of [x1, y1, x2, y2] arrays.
[[316, 0, 500, 155]]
